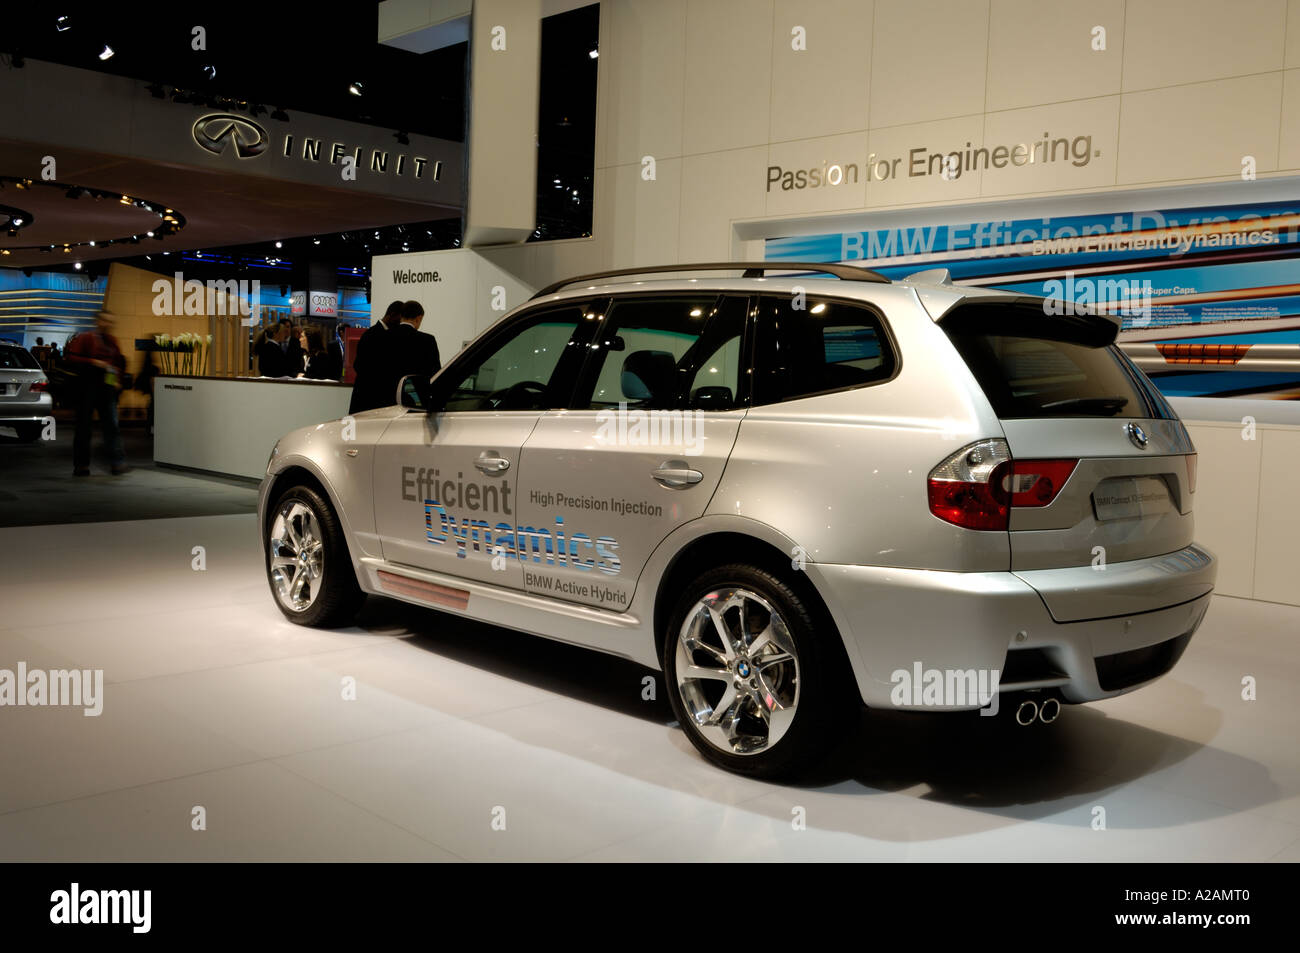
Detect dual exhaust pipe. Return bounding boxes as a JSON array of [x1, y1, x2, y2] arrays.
[[1014, 695, 1061, 726]]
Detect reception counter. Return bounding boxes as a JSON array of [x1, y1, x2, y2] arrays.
[[154, 375, 353, 480]]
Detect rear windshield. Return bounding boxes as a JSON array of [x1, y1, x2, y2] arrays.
[[942, 304, 1173, 420], [0, 346, 40, 370]]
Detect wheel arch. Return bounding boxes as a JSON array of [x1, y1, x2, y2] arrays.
[[652, 531, 843, 667]]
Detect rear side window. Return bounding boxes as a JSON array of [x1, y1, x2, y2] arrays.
[[0, 346, 39, 370], [753, 295, 896, 404], [574, 295, 747, 410], [942, 303, 1172, 419]]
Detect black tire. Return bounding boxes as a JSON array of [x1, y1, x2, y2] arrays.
[[265, 484, 365, 627], [661, 563, 856, 779]]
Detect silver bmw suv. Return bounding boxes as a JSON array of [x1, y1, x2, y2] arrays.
[[259, 262, 1216, 777]]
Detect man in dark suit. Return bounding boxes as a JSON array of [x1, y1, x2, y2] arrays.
[[256, 323, 288, 378], [390, 300, 441, 399], [348, 300, 403, 414]]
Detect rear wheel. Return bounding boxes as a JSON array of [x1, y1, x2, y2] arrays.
[[265, 484, 364, 627], [662, 563, 854, 778]]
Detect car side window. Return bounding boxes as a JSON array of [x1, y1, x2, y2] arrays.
[[441, 303, 600, 411], [753, 295, 895, 404], [575, 295, 748, 410]]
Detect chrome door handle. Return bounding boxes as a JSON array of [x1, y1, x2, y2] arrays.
[[474, 453, 511, 473], [651, 465, 702, 488]]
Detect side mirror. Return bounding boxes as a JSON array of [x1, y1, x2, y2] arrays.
[[398, 375, 424, 409]]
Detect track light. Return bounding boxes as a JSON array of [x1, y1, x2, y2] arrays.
[[56, 15, 72, 32], [99, 45, 114, 61], [201, 64, 216, 80], [348, 81, 363, 96]]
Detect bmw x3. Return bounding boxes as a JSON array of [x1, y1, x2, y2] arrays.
[[259, 262, 1217, 777]]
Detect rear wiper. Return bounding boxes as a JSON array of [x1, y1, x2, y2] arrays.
[[1040, 396, 1129, 415]]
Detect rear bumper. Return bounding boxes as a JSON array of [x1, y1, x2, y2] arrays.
[[807, 544, 1216, 709], [0, 396, 53, 422]]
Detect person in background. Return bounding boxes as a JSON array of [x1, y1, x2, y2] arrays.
[[389, 300, 441, 400], [282, 320, 306, 377], [303, 329, 341, 380], [348, 300, 405, 414], [65, 312, 128, 476], [255, 322, 286, 377]]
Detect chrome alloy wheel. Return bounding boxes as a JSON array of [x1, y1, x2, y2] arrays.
[[674, 587, 800, 755], [269, 500, 325, 613]]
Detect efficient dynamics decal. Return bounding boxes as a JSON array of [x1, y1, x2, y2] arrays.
[[400, 467, 623, 575]]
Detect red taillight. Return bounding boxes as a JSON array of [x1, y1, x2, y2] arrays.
[[1186, 453, 1197, 494], [1002, 459, 1077, 507], [927, 439, 1012, 531], [928, 441, 1077, 530], [29, 380, 48, 393], [927, 474, 1010, 530]]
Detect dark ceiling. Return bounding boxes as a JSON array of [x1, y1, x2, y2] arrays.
[[0, 2, 467, 142]]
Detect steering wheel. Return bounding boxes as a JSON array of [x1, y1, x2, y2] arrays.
[[485, 379, 547, 409]]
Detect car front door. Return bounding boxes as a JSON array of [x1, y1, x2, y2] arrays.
[[371, 300, 601, 589], [513, 293, 750, 611]]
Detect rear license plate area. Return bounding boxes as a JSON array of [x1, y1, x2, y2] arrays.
[[1092, 475, 1172, 521]]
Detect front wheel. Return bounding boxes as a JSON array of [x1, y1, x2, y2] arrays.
[[265, 484, 364, 627], [662, 563, 855, 778]]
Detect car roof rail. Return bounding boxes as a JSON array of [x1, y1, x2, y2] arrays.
[[531, 261, 891, 298]]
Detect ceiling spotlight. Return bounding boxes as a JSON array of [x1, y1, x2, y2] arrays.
[[74, 262, 82, 270], [89, 240, 95, 246], [275, 241, 282, 248], [11, 217, 23, 226], [394, 130, 409, 145], [348, 81, 364, 96], [201, 64, 216, 80], [195, 251, 202, 257], [99, 45, 114, 61], [119, 195, 131, 205], [270, 106, 289, 121], [1, 249, 8, 255], [15, 180, 29, 190], [312, 238, 320, 245], [146, 231, 154, 237], [589, 49, 599, 59], [56, 15, 72, 32]]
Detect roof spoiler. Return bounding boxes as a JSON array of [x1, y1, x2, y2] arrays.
[[900, 267, 952, 285]]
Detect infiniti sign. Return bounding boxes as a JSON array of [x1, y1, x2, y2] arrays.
[[192, 114, 269, 159]]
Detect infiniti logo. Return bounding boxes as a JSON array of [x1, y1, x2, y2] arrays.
[[1126, 422, 1150, 449], [192, 113, 269, 159]]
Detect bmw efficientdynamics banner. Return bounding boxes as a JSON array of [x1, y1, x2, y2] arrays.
[[765, 200, 1300, 333]]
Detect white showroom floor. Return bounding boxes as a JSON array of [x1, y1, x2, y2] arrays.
[[1, 511, 1297, 862]]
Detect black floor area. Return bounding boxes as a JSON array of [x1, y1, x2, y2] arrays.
[[0, 418, 258, 527]]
